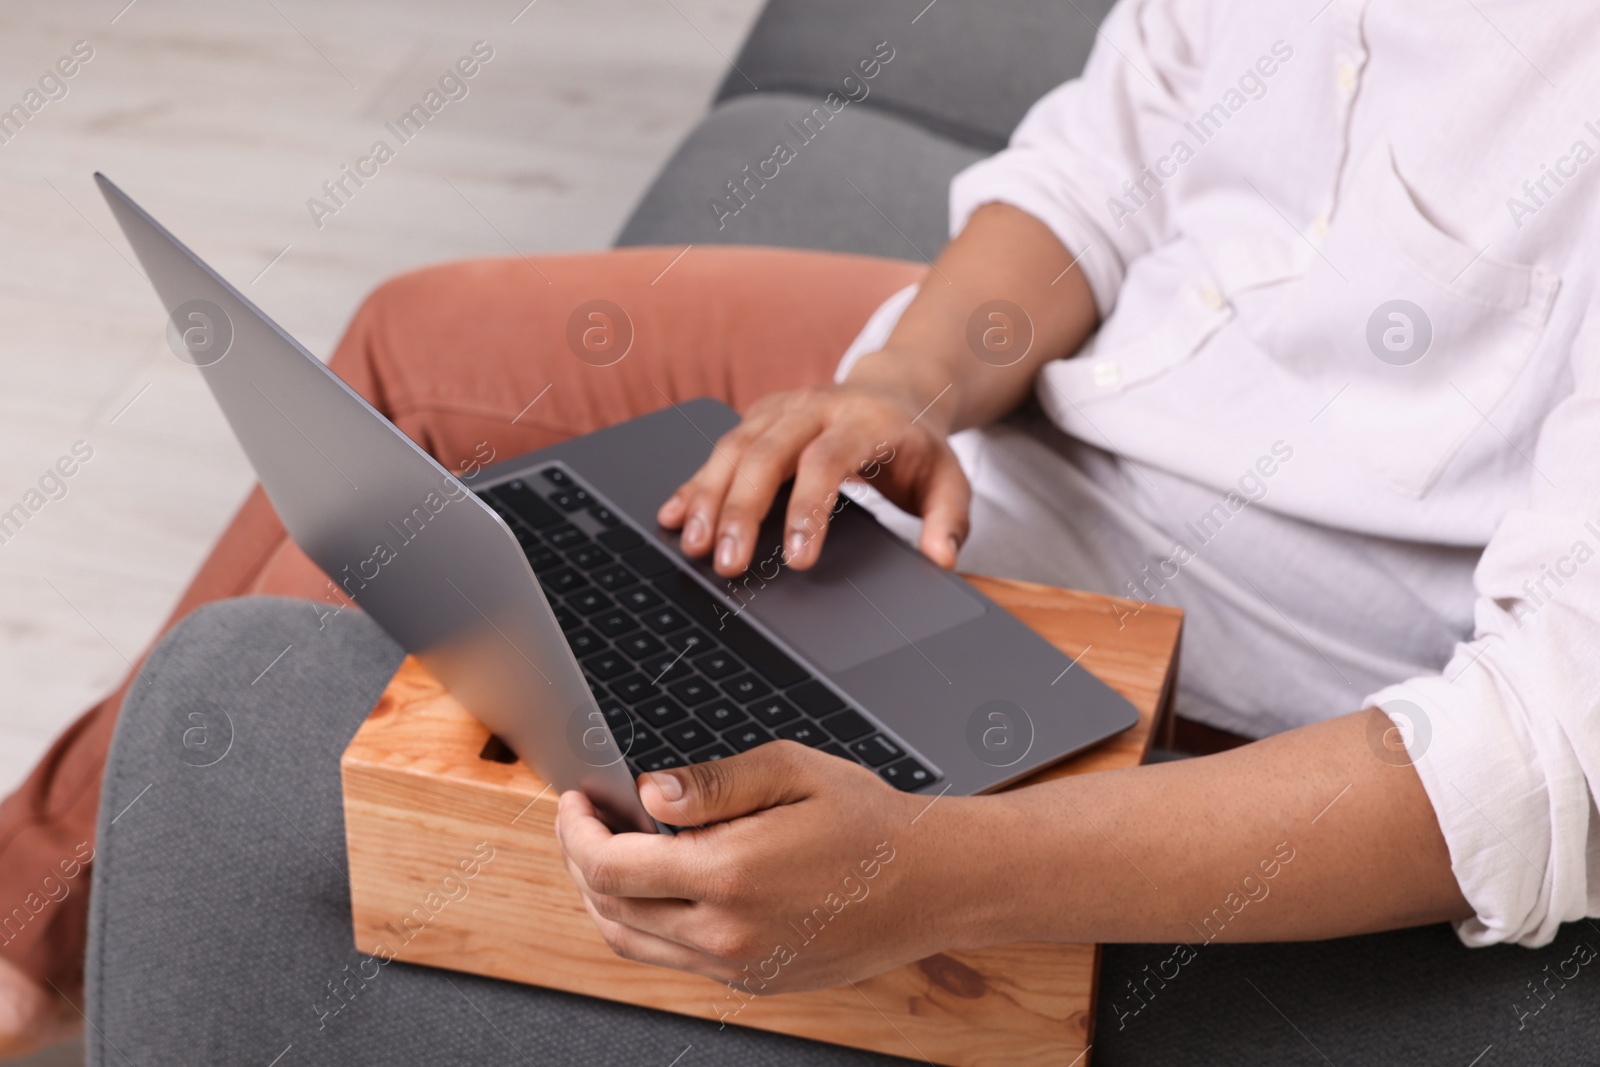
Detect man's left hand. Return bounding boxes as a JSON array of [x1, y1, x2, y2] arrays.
[[555, 740, 994, 997]]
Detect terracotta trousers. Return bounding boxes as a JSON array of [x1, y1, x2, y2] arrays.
[[0, 246, 925, 991]]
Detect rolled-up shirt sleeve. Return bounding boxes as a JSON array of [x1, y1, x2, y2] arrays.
[[947, 0, 1212, 317], [1364, 317, 1600, 947]]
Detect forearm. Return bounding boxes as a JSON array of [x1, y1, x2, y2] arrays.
[[845, 202, 1097, 435], [932, 710, 1471, 947]]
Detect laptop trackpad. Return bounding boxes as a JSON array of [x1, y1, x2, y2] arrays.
[[712, 498, 986, 675]]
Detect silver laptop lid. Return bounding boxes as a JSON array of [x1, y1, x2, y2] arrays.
[[96, 173, 656, 834]]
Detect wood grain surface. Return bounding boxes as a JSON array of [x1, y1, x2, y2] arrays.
[[342, 575, 1182, 1067]]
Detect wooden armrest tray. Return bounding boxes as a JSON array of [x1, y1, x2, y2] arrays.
[[341, 575, 1181, 1067]]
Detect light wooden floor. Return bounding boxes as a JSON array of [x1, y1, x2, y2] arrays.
[[0, 0, 762, 797]]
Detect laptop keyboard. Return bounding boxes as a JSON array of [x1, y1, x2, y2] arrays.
[[477, 465, 938, 792]]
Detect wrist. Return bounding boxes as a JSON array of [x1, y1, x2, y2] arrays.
[[909, 792, 1044, 951], [843, 348, 960, 436]]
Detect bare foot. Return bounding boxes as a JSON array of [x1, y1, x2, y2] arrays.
[[0, 955, 81, 1061]]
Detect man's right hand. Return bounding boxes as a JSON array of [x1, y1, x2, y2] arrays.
[[655, 378, 971, 578], [657, 203, 1102, 581]]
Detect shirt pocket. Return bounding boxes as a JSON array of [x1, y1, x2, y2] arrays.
[[1270, 151, 1560, 498]]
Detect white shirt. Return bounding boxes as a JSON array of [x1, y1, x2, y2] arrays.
[[880, 0, 1600, 947]]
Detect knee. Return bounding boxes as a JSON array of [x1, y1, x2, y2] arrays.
[[332, 266, 446, 371], [347, 259, 519, 344], [356, 263, 448, 325], [329, 258, 534, 404]]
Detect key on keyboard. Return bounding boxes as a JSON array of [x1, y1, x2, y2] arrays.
[[478, 466, 940, 792]]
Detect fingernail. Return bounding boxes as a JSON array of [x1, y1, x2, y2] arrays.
[[684, 513, 708, 547], [947, 535, 961, 563], [649, 771, 684, 801], [785, 531, 806, 564], [716, 534, 739, 571]]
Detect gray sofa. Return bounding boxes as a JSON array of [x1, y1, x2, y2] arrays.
[[78, 5, 1600, 1066], [614, 0, 1117, 259]]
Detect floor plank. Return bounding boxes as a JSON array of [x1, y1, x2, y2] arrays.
[[0, 0, 762, 795]]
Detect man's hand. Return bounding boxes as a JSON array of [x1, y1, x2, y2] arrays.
[[555, 741, 998, 997], [656, 383, 970, 577], [656, 204, 1104, 580], [556, 713, 1472, 998]]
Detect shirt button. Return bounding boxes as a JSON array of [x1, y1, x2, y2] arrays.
[[1336, 61, 1358, 93], [1092, 361, 1122, 388], [1199, 285, 1227, 311], [1311, 213, 1330, 239]]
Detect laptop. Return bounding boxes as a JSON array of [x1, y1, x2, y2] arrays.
[[97, 173, 1139, 834]]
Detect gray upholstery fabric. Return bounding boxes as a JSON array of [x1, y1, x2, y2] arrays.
[[1098, 928, 1600, 1066], [616, 0, 1121, 257], [79, 5, 1600, 1054], [714, 0, 1120, 152], [614, 92, 982, 259], [84, 599, 913, 1067], [88, 597, 1600, 1065]]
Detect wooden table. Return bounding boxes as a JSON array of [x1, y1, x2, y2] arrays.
[[341, 575, 1182, 1067]]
